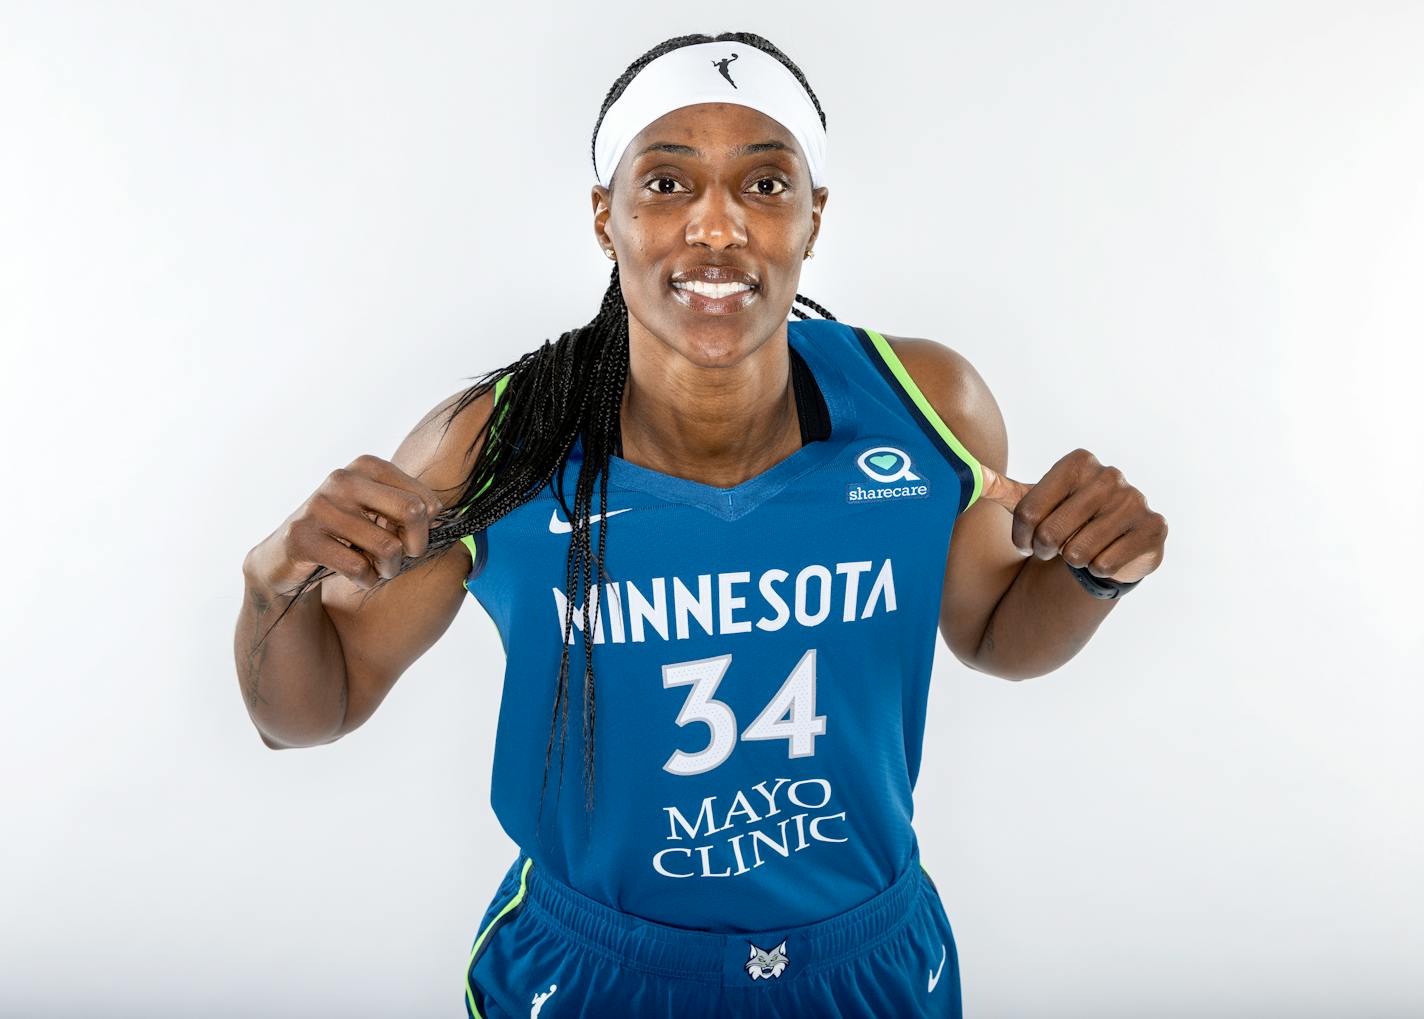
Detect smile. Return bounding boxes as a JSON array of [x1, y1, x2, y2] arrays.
[[670, 280, 758, 314]]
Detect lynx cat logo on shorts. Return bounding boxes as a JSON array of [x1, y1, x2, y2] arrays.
[[847, 445, 931, 503], [745, 939, 789, 980]]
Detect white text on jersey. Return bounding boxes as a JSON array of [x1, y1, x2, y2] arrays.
[[551, 559, 898, 643]]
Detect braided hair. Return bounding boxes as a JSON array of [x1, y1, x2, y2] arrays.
[[257, 31, 837, 836]]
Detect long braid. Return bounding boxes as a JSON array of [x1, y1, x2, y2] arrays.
[[792, 293, 837, 321], [253, 32, 837, 838]]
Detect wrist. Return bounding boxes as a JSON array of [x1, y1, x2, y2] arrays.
[[1064, 560, 1140, 599]]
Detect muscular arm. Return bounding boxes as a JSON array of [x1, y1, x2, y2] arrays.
[[236, 387, 494, 749], [319, 388, 496, 739], [885, 336, 1119, 680]]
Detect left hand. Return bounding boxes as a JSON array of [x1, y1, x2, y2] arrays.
[[978, 448, 1167, 585]]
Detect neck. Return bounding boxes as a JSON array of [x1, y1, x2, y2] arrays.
[[618, 319, 801, 488]]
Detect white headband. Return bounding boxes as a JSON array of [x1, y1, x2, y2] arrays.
[[594, 41, 827, 189]]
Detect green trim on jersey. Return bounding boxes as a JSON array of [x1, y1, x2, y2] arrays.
[[455, 374, 510, 587], [465, 856, 534, 1018], [862, 328, 983, 511], [458, 533, 480, 581]]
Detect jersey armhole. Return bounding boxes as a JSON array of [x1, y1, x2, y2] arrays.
[[855, 326, 984, 515], [455, 373, 510, 590]]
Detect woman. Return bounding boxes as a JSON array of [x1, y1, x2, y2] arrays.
[[236, 30, 1167, 1018]]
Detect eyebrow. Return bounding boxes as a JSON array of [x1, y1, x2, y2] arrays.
[[636, 140, 796, 160]]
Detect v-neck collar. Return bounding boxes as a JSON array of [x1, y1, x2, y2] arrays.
[[575, 323, 853, 522]]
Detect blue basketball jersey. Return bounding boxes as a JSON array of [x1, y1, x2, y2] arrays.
[[458, 319, 983, 933]]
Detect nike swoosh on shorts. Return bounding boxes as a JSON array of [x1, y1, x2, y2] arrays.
[[928, 943, 947, 992]]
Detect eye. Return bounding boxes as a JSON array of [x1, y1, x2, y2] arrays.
[[645, 176, 688, 195], [749, 176, 789, 196]]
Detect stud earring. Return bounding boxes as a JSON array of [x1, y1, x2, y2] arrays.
[[804, 248, 815, 260], [604, 248, 616, 260]]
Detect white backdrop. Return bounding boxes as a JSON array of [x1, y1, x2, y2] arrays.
[[2, 2, 1420, 1016]]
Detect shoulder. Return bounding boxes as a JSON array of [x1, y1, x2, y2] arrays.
[[879, 332, 1007, 477], [391, 384, 499, 513]]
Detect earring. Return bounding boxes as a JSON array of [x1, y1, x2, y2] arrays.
[[804, 248, 815, 260], [604, 248, 616, 260]]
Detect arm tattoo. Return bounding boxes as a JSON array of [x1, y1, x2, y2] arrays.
[[240, 587, 273, 711]]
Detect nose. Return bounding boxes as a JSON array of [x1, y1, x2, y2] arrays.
[[684, 186, 748, 251]]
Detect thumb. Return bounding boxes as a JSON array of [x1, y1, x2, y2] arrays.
[[979, 462, 1033, 514]]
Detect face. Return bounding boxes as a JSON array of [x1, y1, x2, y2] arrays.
[[591, 102, 828, 367]]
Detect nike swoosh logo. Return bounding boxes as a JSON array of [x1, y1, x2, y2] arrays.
[[928, 943, 947, 993], [548, 507, 632, 534]]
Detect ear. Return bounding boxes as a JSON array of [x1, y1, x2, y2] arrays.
[[806, 186, 828, 253], [776, 939, 787, 954], [592, 184, 614, 255], [748, 944, 758, 958]]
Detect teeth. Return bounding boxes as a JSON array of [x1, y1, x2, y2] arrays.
[[673, 281, 753, 298]]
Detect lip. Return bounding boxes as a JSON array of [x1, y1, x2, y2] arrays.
[[670, 265, 759, 286], [669, 281, 759, 315]]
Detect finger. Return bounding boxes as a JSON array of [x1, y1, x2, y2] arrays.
[[348, 454, 445, 517], [306, 527, 384, 590], [999, 453, 1099, 555], [330, 471, 437, 556], [320, 505, 416, 579], [1028, 469, 1137, 560], [1077, 524, 1159, 584], [1056, 499, 1136, 569], [977, 463, 1034, 515]]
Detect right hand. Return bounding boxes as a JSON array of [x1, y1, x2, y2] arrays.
[[245, 454, 447, 597]]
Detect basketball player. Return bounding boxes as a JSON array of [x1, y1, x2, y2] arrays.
[[235, 30, 1167, 1019]]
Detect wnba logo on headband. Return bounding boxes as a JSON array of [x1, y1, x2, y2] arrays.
[[712, 52, 740, 87], [593, 41, 827, 189]]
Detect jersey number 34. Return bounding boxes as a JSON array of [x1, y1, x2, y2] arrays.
[[662, 649, 826, 776]]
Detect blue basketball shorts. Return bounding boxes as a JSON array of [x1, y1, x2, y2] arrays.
[[463, 849, 961, 1018]]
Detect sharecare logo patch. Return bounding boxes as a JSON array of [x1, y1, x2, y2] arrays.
[[847, 481, 930, 503], [848, 445, 930, 503]]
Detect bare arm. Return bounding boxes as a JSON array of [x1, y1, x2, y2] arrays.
[[234, 387, 495, 747], [235, 558, 349, 748], [886, 335, 1120, 680]]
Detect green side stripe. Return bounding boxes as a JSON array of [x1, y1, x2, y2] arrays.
[[465, 373, 511, 505], [465, 857, 533, 1019], [458, 534, 479, 581], [455, 374, 510, 589], [863, 328, 983, 510]]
